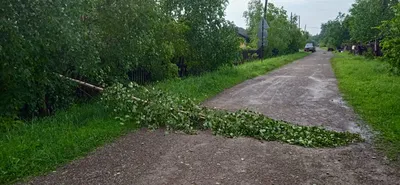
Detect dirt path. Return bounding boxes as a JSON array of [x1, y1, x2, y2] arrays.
[[26, 50, 400, 185], [204, 50, 357, 132]]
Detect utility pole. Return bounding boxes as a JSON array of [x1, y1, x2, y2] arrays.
[[260, 0, 268, 59], [290, 12, 293, 24], [298, 16, 301, 29], [261, 0, 268, 59], [264, 0, 268, 16]]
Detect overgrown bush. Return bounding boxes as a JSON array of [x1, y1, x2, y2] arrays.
[[0, 0, 98, 118], [380, 3, 400, 74], [0, 0, 239, 118], [102, 83, 363, 148]]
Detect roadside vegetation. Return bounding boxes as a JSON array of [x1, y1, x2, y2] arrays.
[[311, 0, 400, 160], [243, 0, 309, 56], [0, 0, 309, 123], [0, 53, 313, 184], [332, 53, 400, 160], [313, 0, 400, 73], [0, 0, 240, 121], [155, 53, 308, 103]]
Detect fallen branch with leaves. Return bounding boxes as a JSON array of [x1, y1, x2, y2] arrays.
[[58, 74, 363, 147]]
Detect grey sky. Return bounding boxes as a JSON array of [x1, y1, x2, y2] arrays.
[[225, 0, 355, 35]]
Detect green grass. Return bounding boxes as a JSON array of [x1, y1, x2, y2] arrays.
[[0, 103, 137, 184], [155, 52, 309, 103], [0, 52, 309, 184], [332, 53, 400, 160]]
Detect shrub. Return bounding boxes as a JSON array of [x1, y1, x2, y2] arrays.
[[0, 0, 240, 118], [379, 3, 400, 74], [0, 0, 98, 118]]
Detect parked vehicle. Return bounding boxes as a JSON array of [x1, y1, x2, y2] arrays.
[[304, 43, 316, 52]]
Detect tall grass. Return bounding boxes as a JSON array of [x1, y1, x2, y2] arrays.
[[332, 53, 400, 160], [0, 103, 133, 184]]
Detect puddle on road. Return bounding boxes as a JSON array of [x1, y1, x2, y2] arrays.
[[330, 97, 350, 109]]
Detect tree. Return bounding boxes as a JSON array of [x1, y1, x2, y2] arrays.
[[0, 0, 99, 117], [319, 13, 350, 48], [349, 0, 398, 42], [0, 0, 240, 118], [379, 3, 400, 73], [310, 34, 321, 44], [160, 0, 240, 74], [243, 0, 264, 49], [243, 1, 306, 56]]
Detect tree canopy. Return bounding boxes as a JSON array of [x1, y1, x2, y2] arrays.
[[0, 0, 309, 119], [318, 0, 398, 46], [349, 0, 397, 42], [379, 3, 400, 73], [243, 0, 307, 57], [317, 0, 400, 72], [319, 12, 351, 48], [0, 0, 240, 118]]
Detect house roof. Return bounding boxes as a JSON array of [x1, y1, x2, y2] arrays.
[[236, 27, 250, 42]]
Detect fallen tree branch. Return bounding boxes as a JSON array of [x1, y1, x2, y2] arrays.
[[56, 73, 104, 92], [56, 73, 149, 103], [56, 73, 203, 118]]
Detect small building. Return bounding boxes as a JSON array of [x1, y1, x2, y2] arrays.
[[236, 27, 250, 49]]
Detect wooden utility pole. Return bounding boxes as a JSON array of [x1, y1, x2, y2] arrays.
[[290, 12, 293, 24], [264, 0, 268, 16], [261, 0, 268, 59], [298, 16, 301, 29]]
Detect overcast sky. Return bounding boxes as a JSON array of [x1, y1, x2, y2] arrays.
[[225, 0, 355, 35]]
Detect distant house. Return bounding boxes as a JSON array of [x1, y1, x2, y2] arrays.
[[236, 27, 250, 49], [235, 27, 259, 61]]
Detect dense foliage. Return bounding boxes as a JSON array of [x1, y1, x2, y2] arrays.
[[380, 3, 400, 73], [103, 83, 362, 148], [317, 0, 400, 71], [319, 13, 351, 48], [243, 0, 307, 56], [348, 0, 397, 42], [319, 0, 397, 46], [0, 0, 239, 118]]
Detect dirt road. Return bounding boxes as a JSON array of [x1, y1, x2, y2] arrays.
[[203, 50, 357, 132], [26, 50, 400, 185]]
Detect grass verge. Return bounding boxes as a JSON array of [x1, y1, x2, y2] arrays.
[[0, 52, 309, 184], [0, 104, 137, 184], [331, 53, 400, 160]]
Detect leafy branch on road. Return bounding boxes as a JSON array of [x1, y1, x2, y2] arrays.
[[102, 83, 363, 148]]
